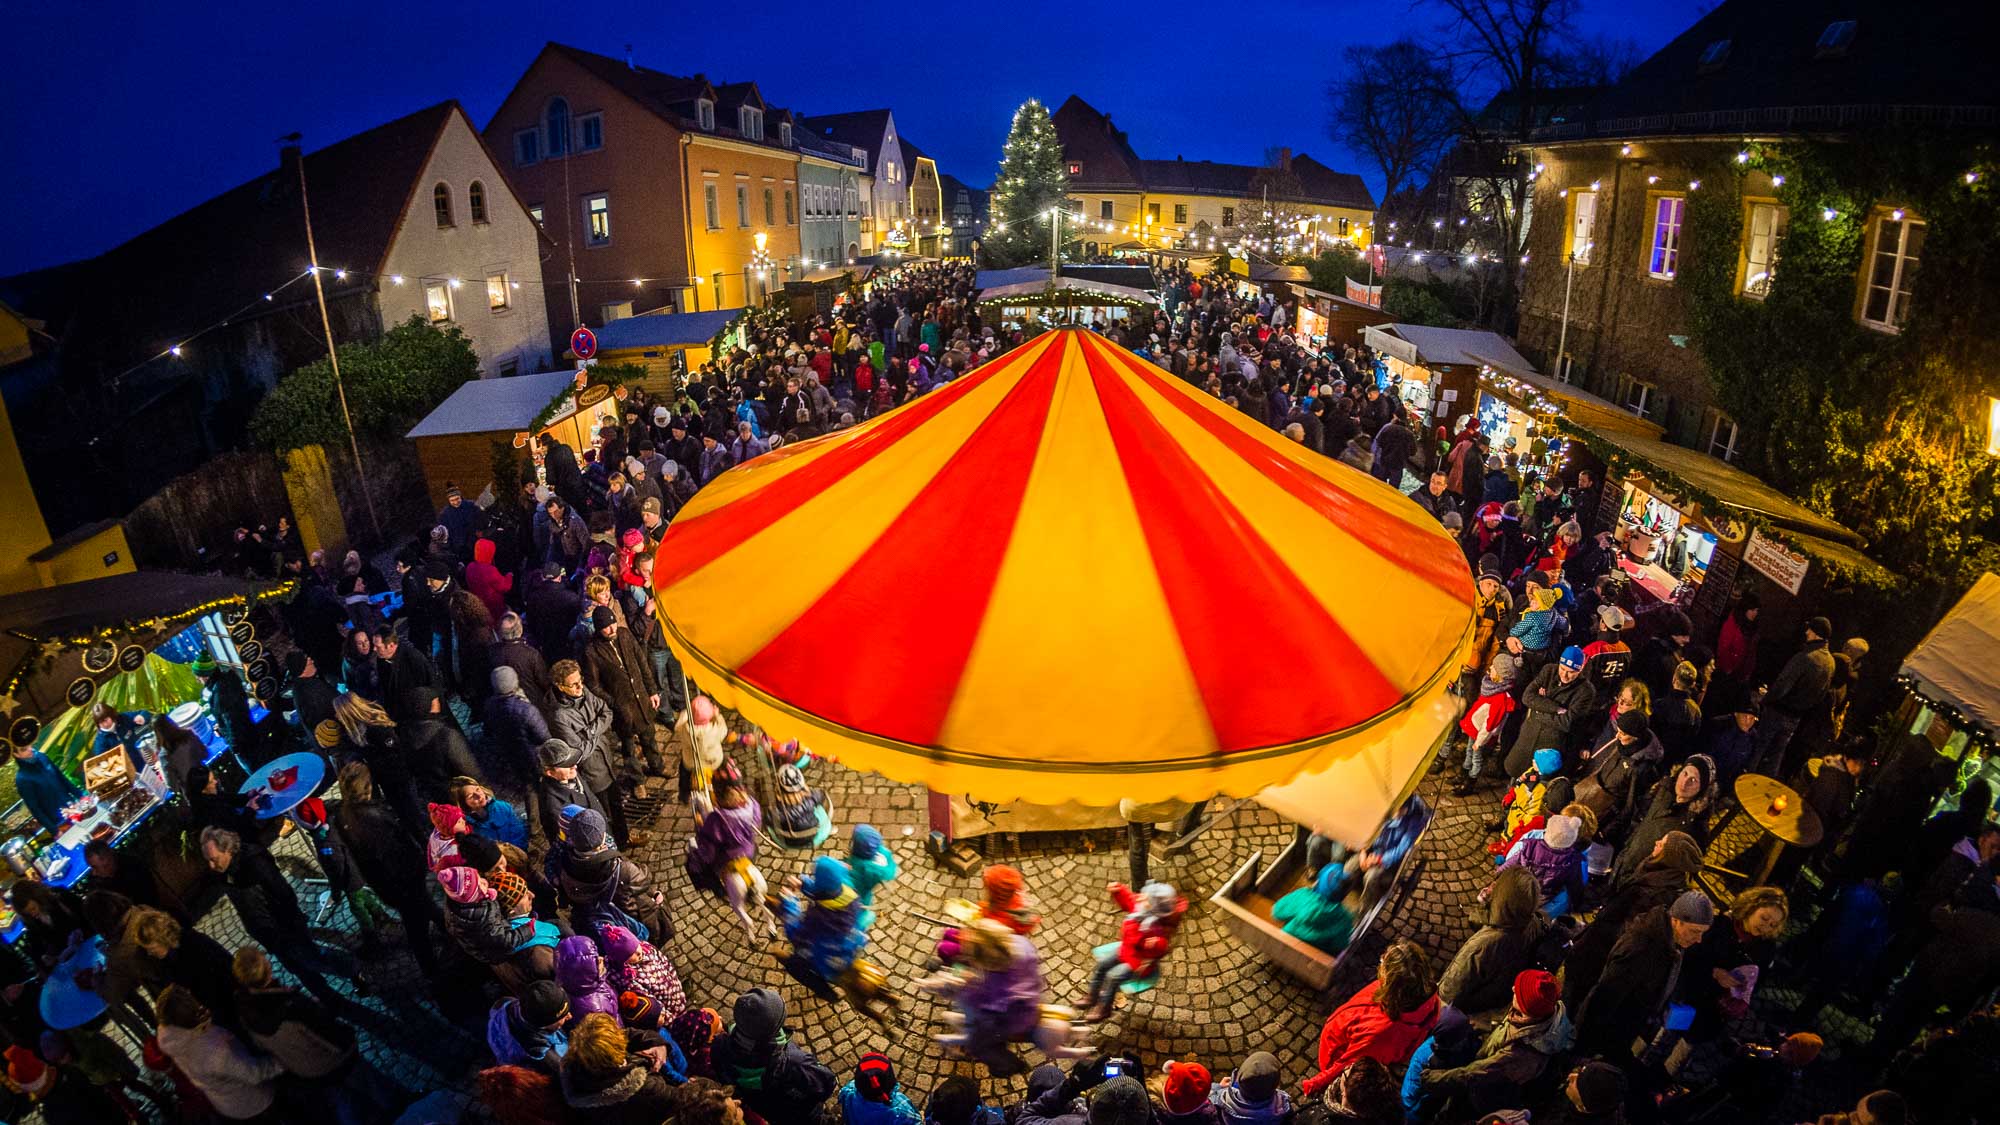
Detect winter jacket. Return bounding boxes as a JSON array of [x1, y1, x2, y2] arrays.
[[155, 1021, 285, 1121], [1211, 1083, 1295, 1124], [1439, 871, 1550, 1014], [397, 715, 484, 802], [710, 1030, 838, 1124], [840, 1080, 922, 1124], [535, 773, 604, 844], [466, 796, 529, 849], [549, 686, 620, 795], [555, 934, 621, 1023], [1270, 863, 1356, 955], [1579, 731, 1665, 837], [558, 1029, 682, 1125], [1575, 907, 1683, 1058], [218, 840, 309, 940], [487, 996, 568, 1074], [1611, 778, 1715, 890], [1765, 640, 1834, 718], [483, 690, 551, 775], [553, 844, 673, 944], [1302, 980, 1442, 1097], [1422, 1005, 1573, 1117], [582, 628, 659, 737], [1506, 667, 1596, 776], [466, 539, 513, 622], [523, 576, 584, 657], [444, 893, 538, 965], [1500, 832, 1588, 911], [235, 984, 356, 1079], [334, 797, 431, 908], [489, 638, 554, 710], [605, 927, 687, 1024]]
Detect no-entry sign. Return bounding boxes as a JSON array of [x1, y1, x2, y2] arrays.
[[570, 326, 598, 360]]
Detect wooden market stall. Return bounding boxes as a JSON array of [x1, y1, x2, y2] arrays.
[[405, 369, 623, 511], [594, 308, 742, 387], [1898, 572, 2000, 810]]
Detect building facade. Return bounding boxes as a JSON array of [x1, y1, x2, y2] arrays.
[[902, 142, 947, 257], [1052, 96, 1376, 255], [804, 110, 907, 255], [797, 138, 866, 266]]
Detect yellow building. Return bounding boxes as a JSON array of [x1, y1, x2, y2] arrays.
[[0, 301, 135, 596], [687, 83, 805, 310], [1052, 96, 1375, 256]]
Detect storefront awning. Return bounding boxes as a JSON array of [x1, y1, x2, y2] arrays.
[[1901, 572, 2000, 738], [1564, 422, 1861, 546]]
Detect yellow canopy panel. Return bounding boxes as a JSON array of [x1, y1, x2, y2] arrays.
[[654, 330, 1473, 826]]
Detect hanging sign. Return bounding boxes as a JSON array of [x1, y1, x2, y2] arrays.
[[117, 645, 147, 672], [81, 641, 117, 674], [66, 677, 97, 708], [1743, 528, 1810, 595], [10, 716, 41, 748]]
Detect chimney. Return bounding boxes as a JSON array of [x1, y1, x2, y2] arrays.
[[1277, 147, 1292, 171], [276, 132, 303, 186], [624, 43, 635, 70]]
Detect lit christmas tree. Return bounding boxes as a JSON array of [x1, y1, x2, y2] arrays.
[[985, 99, 1071, 267]]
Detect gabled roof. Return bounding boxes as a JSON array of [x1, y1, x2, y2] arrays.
[[802, 110, 895, 167], [1552, 0, 1995, 139], [2, 102, 460, 375], [1137, 155, 1376, 210], [713, 81, 764, 114], [1052, 96, 1146, 190], [538, 43, 712, 121], [406, 368, 578, 438]]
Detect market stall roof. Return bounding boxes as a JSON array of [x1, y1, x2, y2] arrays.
[[592, 308, 739, 352], [1247, 263, 1312, 284], [1901, 572, 2000, 737], [654, 329, 1474, 843], [799, 267, 855, 284], [0, 572, 285, 641], [977, 273, 1155, 305], [405, 369, 578, 439], [1366, 323, 1536, 370]]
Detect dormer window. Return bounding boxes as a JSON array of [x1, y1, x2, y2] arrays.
[[697, 99, 715, 131], [1697, 39, 1731, 72], [779, 121, 792, 147], [738, 107, 763, 141], [1815, 19, 1857, 58]]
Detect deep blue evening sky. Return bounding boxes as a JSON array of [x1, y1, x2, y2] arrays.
[[0, 0, 1701, 276]]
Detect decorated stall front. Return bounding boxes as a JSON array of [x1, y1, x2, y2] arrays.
[[975, 267, 1158, 329], [1899, 572, 2000, 812], [0, 572, 289, 916], [406, 368, 629, 511]]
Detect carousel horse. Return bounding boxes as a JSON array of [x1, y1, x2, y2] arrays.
[[686, 764, 778, 948]]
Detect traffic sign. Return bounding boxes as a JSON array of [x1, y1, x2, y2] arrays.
[[570, 326, 598, 360]]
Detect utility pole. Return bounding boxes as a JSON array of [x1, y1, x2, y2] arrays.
[[289, 133, 382, 540]]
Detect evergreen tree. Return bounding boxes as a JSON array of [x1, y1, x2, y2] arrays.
[[986, 99, 1071, 267]]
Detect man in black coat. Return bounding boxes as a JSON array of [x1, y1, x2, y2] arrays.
[[1574, 891, 1712, 1060], [283, 651, 339, 745], [332, 764, 442, 980], [1408, 470, 1459, 524], [581, 607, 665, 778], [374, 626, 445, 724], [396, 687, 484, 802], [200, 827, 359, 1006], [523, 563, 583, 660], [489, 613, 554, 710], [1504, 647, 1597, 776]]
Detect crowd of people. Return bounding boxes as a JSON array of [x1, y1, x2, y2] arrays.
[[2, 261, 1994, 1125]]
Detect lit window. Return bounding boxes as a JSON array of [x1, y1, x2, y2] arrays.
[[584, 194, 610, 246], [1174, 204, 1187, 224], [1861, 212, 1924, 331], [1697, 39, 1731, 72], [764, 188, 775, 226], [697, 99, 715, 132], [1815, 20, 1857, 58], [784, 190, 795, 225], [704, 184, 720, 229], [737, 185, 749, 227], [468, 181, 488, 224], [514, 129, 539, 166], [487, 272, 509, 311], [1100, 200, 1114, 220], [425, 281, 452, 323], [1742, 202, 1787, 298], [528, 205, 544, 226], [1147, 202, 1161, 224], [1704, 409, 1740, 462], [545, 97, 570, 156], [712, 273, 724, 302], [433, 183, 453, 228], [577, 113, 603, 151], [1339, 217, 1350, 236], [1648, 195, 1685, 280], [1222, 206, 1236, 228], [1568, 189, 1598, 265], [1067, 161, 1081, 176]]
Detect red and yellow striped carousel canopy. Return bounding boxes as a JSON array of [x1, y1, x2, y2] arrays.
[[654, 329, 1474, 818]]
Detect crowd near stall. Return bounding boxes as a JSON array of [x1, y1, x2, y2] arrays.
[[0, 259, 1991, 1125]]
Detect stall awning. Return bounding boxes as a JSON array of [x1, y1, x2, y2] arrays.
[[405, 370, 578, 439], [1900, 572, 2000, 737], [977, 275, 1155, 306], [654, 330, 1473, 842], [1474, 361, 1666, 440], [593, 309, 740, 352]]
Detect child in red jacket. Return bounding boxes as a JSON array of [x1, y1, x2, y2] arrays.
[[1453, 652, 1521, 794], [1077, 881, 1186, 1022]]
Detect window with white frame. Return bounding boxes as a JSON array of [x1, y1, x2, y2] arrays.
[[487, 272, 510, 311], [1569, 189, 1598, 264], [433, 183, 453, 228], [696, 99, 715, 131], [514, 129, 539, 166], [1703, 408, 1740, 462], [545, 97, 570, 156], [1742, 202, 1786, 298], [738, 107, 763, 140], [1648, 195, 1685, 279], [736, 185, 749, 227], [1622, 376, 1655, 419], [577, 113, 603, 152], [704, 183, 720, 229], [584, 194, 610, 246], [1861, 212, 1924, 331], [425, 281, 453, 323], [468, 181, 488, 224], [779, 122, 791, 147]]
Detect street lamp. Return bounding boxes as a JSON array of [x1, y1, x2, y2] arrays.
[[1988, 395, 2000, 456]]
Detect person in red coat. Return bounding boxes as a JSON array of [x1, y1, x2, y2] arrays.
[[466, 538, 513, 623], [1302, 940, 1440, 1098], [1077, 881, 1186, 1022]]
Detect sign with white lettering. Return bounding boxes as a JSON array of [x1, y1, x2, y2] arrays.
[[1742, 529, 1810, 595]]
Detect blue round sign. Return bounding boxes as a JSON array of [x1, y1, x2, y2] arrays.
[[570, 326, 598, 360]]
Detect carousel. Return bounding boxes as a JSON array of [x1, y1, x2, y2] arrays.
[[653, 328, 1475, 1038]]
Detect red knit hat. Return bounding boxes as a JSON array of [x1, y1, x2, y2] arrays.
[[1513, 969, 1561, 1020], [1163, 1061, 1212, 1114], [5, 1045, 50, 1096]]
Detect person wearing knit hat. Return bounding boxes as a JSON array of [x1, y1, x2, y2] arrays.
[[1498, 803, 1595, 913], [1669, 889, 1715, 927], [565, 807, 609, 852], [436, 865, 491, 904], [1410, 971, 1570, 1115], [1214, 1051, 1290, 1120], [5, 1044, 53, 1097], [1575, 888, 1712, 1059], [1612, 753, 1719, 889], [489, 979, 571, 1074], [314, 719, 344, 749], [838, 1051, 920, 1123], [1561, 1060, 1627, 1117], [426, 803, 467, 873], [978, 864, 1040, 935], [1513, 969, 1561, 1020], [708, 987, 840, 1124], [455, 832, 502, 875]]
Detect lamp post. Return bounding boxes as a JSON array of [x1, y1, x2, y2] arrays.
[[748, 230, 774, 306], [1554, 245, 1585, 384]]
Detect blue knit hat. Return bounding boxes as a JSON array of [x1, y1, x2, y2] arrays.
[[850, 823, 884, 859], [1533, 748, 1563, 777], [1560, 645, 1587, 669], [805, 855, 849, 899]]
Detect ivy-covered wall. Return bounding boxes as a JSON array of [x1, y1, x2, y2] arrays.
[[1682, 131, 2000, 586]]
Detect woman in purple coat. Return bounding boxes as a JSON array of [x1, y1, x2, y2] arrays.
[[555, 934, 622, 1024]]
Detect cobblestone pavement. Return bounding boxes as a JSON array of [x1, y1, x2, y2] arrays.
[[172, 715, 1868, 1122]]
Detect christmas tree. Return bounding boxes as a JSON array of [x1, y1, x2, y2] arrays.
[[986, 99, 1071, 267]]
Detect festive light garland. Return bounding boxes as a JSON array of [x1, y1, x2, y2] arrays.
[[0, 583, 297, 700], [1896, 672, 1999, 755]]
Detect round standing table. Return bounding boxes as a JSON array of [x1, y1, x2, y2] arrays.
[[239, 752, 328, 819], [1731, 773, 1823, 885]]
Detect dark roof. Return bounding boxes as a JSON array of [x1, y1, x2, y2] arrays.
[[802, 110, 894, 166], [713, 81, 764, 114], [0, 571, 289, 640], [1062, 264, 1158, 289], [938, 173, 990, 219], [1136, 155, 1376, 210], [541, 43, 711, 120], [1052, 96, 1146, 190], [25, 519, 123, 563], [1, 102, 459, 375], [1546, 0, 1997, 140], [795, 130, 866, 167]]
